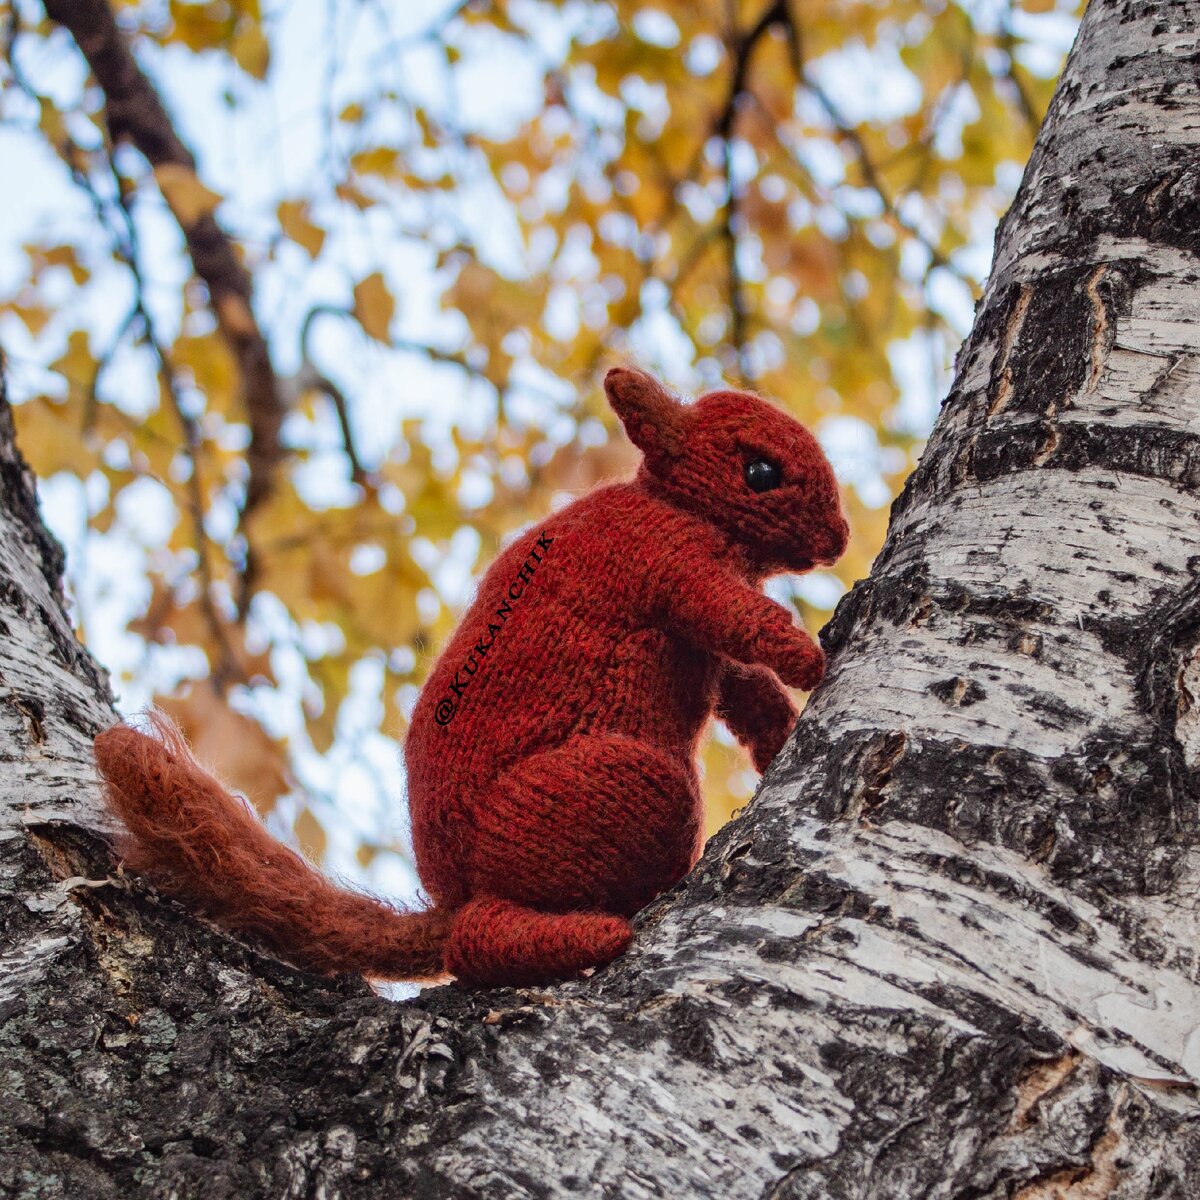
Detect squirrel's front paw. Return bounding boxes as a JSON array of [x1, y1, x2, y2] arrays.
[[775, 641, 826, 692], [752, 710, 800, 773]]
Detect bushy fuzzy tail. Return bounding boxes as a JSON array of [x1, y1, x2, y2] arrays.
[[94, 714, 450, 980]]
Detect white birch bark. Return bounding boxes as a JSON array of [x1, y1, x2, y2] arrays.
[[3, 0, 1200, 1195]]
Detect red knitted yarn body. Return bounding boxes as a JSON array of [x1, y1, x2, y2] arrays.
[[93, 367, 848, 988]]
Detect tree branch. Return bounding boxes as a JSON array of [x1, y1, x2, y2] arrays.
[[42, 0, 286, 547], [6, 19, 247, 686], [713, 1, 786, 379], [779, 0, 957, 278]]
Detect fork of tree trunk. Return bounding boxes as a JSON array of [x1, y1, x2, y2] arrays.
[[3, 0, 1200, 1195]]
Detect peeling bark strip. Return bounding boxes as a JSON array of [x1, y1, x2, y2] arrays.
[[5, 1, 1200, 1197], [42, 0, 285, 521]]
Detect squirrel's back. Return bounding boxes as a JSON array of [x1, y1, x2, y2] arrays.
[[407, 480, 680, 764]]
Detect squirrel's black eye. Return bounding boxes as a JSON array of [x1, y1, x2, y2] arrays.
[[744, 457, 782, 493]]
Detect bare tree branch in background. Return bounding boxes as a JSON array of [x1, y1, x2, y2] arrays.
[[713, 0, 787, 378], [42, 0, 287, 601]]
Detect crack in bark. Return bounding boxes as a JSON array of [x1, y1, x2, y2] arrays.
[[988, 284, 1032, 416], [1084, 264, 1111, 398], [1013, 1084, 1126, 1200], [1011, 1051, 1085, 1130]]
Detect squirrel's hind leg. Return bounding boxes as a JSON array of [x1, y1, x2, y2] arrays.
[[470, 732, 703, 918], [445, 734, 702, 986], [446, 898, 631, 987]]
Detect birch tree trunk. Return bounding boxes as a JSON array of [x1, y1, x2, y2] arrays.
[[4, 0, 1200, 1195]]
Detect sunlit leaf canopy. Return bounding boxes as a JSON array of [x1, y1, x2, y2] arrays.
[[0, 0, 1080, 900]]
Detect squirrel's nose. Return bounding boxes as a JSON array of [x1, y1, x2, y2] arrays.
[[816, 514, 850, 564], [834, 514, 850, 553]]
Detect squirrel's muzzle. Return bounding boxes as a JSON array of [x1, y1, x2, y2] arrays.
[[814, 513, 850, 565]]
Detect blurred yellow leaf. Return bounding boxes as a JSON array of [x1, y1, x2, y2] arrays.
[[167, 0, 227, 51], [12, 395, 96, 477], [232, 22, 270, 79], [277, 199, 326, 258], [353, 271, 395, 342], [293, 807, 328, 862], [49, 329, 94, 387], [154, 164, 223, 227], [351, 147, 400, 177]]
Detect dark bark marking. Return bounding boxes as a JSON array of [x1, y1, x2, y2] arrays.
[[928, 677, 987, 707], [662, 995, 719, 1067], [962, 420, 1200, 488], [788, 715, 1195, 903], [850, 730, 907, 822], [1125, 162, 1200, 258], [10, 693, 46, 744], [986, 268, 1099, 421], [987, 283, 1032, 416], [775, 1028, 1107, 1200]]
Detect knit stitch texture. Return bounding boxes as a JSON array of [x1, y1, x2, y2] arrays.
[[93, 366, 848, 988]]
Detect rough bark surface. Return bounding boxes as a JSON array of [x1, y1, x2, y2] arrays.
[[3, 0, 1200, 1196]]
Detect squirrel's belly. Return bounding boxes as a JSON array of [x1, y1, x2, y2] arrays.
[[580, 627, 719, 750]]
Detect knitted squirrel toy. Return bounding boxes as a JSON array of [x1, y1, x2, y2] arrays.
[[94, 367, 849, 988]]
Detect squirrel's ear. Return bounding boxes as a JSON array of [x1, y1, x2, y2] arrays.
[[604, 367, 687, 467]]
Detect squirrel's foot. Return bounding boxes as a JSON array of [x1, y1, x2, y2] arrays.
[[446, 897, 632, 988]]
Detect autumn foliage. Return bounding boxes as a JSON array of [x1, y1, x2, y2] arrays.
[[0, 0, 1078, 876]]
